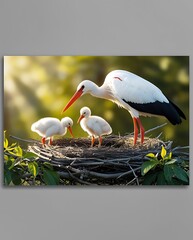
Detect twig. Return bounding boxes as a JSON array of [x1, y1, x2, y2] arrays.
[[64, 169, 93, 185], [144, 122, 168, 134], [117, 167, 141, 180], [172, 146, 189, 151], [128, 163, 140, 185], [10, 135, 39, 143]]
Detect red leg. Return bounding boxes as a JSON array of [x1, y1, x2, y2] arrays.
[[133, 118, 138, 145], [91, 136, 95, 147], [49, 137, 53, 145], [41, 137, 46, 145], [98, 136, 102, 148], [136, 118, 145, 144]]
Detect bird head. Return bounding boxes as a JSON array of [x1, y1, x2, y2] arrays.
[[62, 80, 95, 113], [77, 106, 91, 123], [61, 117, 74, 137]]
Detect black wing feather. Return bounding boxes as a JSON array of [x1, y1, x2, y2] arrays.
[[122, 98, 186, 125]]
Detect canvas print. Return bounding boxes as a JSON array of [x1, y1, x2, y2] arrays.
[[4, 56, 189, 186]]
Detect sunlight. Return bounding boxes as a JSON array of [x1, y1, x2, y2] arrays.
[[178, 68, 189, 84]]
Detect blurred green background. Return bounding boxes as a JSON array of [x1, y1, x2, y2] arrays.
[[4, 56, 189, 147]]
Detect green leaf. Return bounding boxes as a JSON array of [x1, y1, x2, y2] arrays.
[[146, 153, 156, 158], [180, 160, 189, 169], [4, 154, 9, 161], [169, 178, 185, 185], [7, 159, 15, 170], [28, 162, 38, 177], [9, 142, 17, 149], [43, 162, 53, 170], [14, 146, 23, 157], [142, 172, 158, 185], [11, 172, 22, 185], [168, 152, 172, 159], [4, 131, 8, 147], [24, 152, 38, 159], [141, 160, 159, 176], [43, 169, 59, 185], [165, 159, 177, 165], [172, 165, 189, 183], [164, 164, 175, 184], [161, 146, 167, 159], [4, 168, 12, 185], [157, 172, 167, 185], [4, 138, 8, 149]]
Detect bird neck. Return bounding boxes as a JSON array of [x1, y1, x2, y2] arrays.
[[89, 82, 112, 100], [60, 121, 67, 135], [61, 128, 67, 135]]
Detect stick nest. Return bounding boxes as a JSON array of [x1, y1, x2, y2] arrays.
[[28, 134, 189, 185]]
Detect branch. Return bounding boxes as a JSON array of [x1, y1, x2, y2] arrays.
[[144, 122, 168, 134], [10, 135, 39, 143]]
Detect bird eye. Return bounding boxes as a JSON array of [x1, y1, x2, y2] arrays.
[[81, 85, 85, 90], [83, 112, 86, 114]]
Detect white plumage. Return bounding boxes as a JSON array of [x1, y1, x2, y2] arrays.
[[77, 107, 112, 147], [63, 69, 185, 145], [31, 117, 73, 145]]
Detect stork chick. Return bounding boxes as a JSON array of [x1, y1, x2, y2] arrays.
[[77, 107, 112, 147], [31, 117, 73, 145]]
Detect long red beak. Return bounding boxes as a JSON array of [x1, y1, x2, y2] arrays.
[[77, 115, 84, 124], [67, 126, 74, 137], [62, 88, 83, 113]]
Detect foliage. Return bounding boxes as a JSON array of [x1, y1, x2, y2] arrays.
[[4, 132, 189, 186], [141, 146, 189, 185], [4, 131, 60, 186]]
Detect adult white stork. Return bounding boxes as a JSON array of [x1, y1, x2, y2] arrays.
[[31, 117, 74, 145], [62, 70, 186, 145], [77, 106, 112, 147]]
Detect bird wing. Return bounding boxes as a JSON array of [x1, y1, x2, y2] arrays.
[[87, 116, 112, 136], [107, 70, 169, 104], [31, 118, 61, 136], [104, 70, 185, 124], [45, 124, 62, 138]]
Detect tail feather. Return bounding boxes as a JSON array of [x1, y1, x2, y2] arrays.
[[123, 98, 186, 125], [168, 99, 186, 120]]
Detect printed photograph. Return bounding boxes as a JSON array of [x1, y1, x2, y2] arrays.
[[4, 56, 189, 186]]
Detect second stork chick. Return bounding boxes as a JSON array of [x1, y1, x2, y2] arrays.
[[77, 106, 112, 147]]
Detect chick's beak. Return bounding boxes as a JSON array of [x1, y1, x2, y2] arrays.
[[77, 115, 84, 124], [67, 126, 74, 138]]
